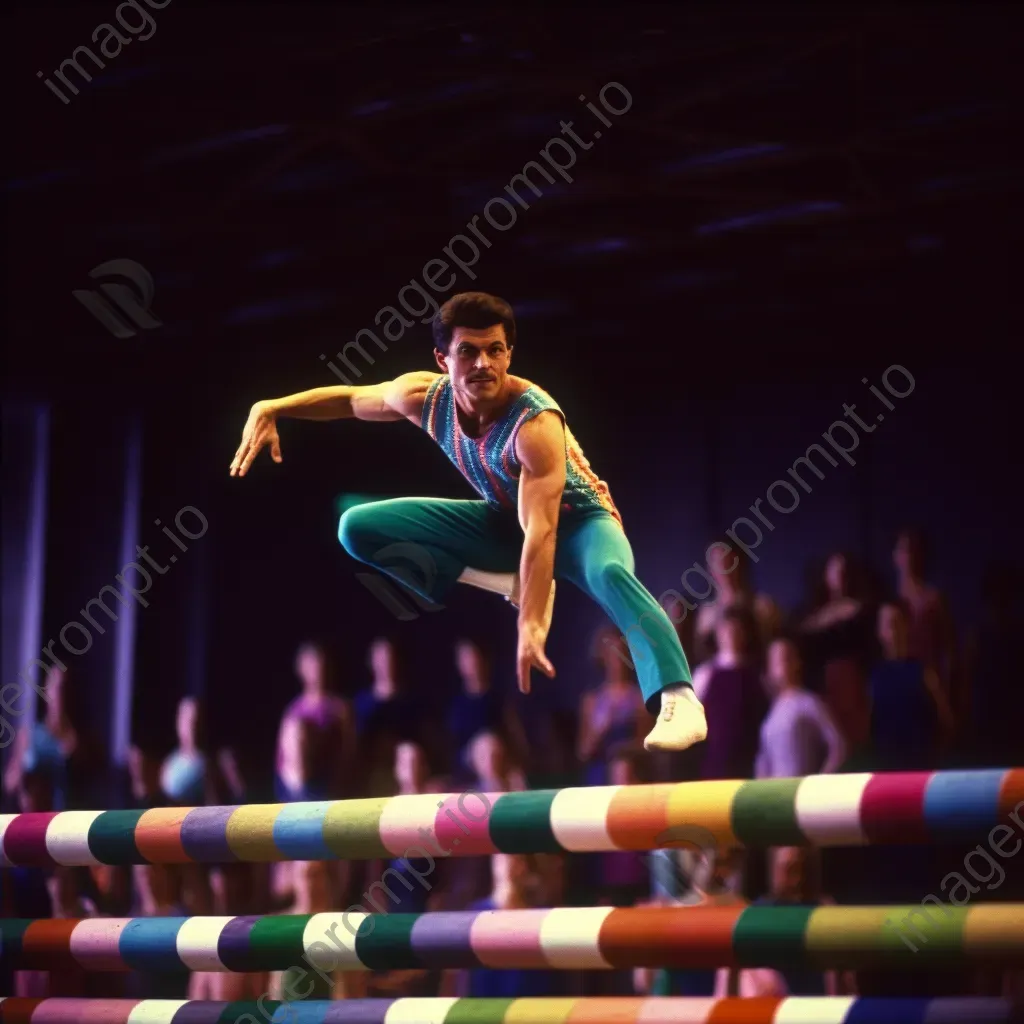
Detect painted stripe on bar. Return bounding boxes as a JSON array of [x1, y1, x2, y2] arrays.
[[609, 784, 676, 852], [409, 911, 480, 970], [860, 773, 931, 844], [435, 792, 498, 856], [488, 791, 559, 854], [180, 806, 237, 863], [88, 809, 145, 865], [45, 811, 105, 866], [549, 786, 620, 851], [380, 794, 445, 857], [383, 998, 459, 1023], [923, 771, 1006, 840], [323, 797, 390, 860], [794, 774, 871, 846], [503, 998, 577, 1023], [226, 804, 287, 861], [998, 770, 1024, 824], [539, 907, 612, 969], [962, 905, 1024, 959], [920, 996, 1017, 1022], [774, 998, 856, 1023], [3, 809, 58, 865], [469, 908, 549, 968], [667, 780, 742, 850], [119, 918, 188, 972], [69, 918, 130, 970], [126, 1001, 190, 1023], [135, 808, 192, 864], [273, 801, 333, 861], [175, 916, 234, 972], [556, 997, 640, 1022], [637, 997, 716, 1022], [0, 814, 14, 866], [304, 912, 369, 971]]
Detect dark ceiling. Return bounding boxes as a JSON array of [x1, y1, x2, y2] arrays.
[[5, 3, 1022, 404]]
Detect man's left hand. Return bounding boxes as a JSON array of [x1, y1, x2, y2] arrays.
[[517, 620, 555, 694]]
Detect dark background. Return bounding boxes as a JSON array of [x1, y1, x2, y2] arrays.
[[3, 3, 1021, 794]]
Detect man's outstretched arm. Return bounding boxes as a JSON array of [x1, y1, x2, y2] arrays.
[[514, 410, 566, 692], [229, 371, 436, 476], [259, 372, 435, 421]]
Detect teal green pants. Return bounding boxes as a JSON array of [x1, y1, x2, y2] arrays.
[[338, 498, 692, 712]]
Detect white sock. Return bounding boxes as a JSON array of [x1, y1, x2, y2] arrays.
[[458, 567, 515, 599]]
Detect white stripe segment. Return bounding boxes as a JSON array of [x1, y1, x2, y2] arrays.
[[379, 794, 444, 856], [127, 1001, 191, 1023], [539, 906, 613, 968], [795, 774, 872, 846], [385, 998, 460, 1024], [303, 911, 369, 971], [0, 815, 15, 866], [774, 996, 857, 1023], [549, 786, 622, 851], [46, 811, 104, 865], [176, 916, 234, 971]]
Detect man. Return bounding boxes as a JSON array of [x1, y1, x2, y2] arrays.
[[229, 291, 705, 751]]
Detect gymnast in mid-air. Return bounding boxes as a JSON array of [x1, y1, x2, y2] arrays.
[[229, 291, 706, 752]]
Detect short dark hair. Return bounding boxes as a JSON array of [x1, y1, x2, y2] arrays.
[[432, 292, 516, 353]]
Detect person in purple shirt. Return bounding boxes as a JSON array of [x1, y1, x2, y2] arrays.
[[275, 641, 352, 800], [691, 609, 770, 780]]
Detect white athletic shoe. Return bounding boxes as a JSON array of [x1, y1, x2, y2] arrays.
[[643, 684, 708, 752], [507, 575, 556, 631]]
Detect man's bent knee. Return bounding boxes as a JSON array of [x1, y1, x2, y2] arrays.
[[338, 506, 377, 561]]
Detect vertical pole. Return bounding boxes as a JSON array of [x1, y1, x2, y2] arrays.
[[111, 419, 142, 769]]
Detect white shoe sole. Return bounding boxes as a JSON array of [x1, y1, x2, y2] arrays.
[[643, 708, 708, 752]]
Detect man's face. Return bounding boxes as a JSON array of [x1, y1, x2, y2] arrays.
[[437, 325, 511, 399]]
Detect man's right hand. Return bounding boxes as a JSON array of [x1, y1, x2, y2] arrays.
[[230, 401, 283, 477]]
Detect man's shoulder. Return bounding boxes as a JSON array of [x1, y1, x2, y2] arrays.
[[396, 370, 444, 390], [386, 371, 444, 422], [513, 376, 558, 403]]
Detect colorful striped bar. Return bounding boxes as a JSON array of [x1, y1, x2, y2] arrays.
[[0, 997, 1021, 1023], [1, 769, 1021, 866], [3, 904, 1022, 974]]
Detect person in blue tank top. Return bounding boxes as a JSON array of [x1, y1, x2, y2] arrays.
[[446, 637, 529, 779], [869, 600, 954, 770], [229, 292, 706, 752]]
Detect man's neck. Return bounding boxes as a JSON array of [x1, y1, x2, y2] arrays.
[[452, 379, 517, 434]]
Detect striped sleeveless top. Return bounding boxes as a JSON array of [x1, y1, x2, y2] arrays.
[[421, 375, 621, 523]]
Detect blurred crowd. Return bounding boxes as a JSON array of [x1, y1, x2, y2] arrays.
[[2, 527, 1022, 1002]]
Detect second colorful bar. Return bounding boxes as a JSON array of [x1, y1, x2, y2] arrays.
[[3, 904, 1022, 973]]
